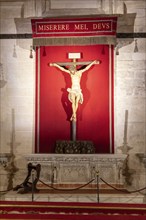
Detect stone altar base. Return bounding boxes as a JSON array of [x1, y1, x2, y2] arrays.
[[55, 140, 95, 154], [24, 154, 127, 190]]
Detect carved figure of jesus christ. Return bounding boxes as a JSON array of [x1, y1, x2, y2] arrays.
[[50, 60, 99, 121]]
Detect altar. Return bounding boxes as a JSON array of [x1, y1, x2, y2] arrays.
[[18, 16, 126, 190], [24, 154, 127, 189]]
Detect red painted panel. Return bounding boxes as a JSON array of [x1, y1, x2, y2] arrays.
[[35, 45, 114, 153]]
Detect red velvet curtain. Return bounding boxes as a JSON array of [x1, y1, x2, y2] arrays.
[[35, 45, 114, 153]]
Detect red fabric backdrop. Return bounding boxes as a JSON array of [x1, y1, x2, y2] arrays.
[[35, 45, 114, 153]]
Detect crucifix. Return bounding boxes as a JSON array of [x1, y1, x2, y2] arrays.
[[49, 53, 101, 141]]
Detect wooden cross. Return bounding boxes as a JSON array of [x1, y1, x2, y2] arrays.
[[55, 52, 100, 68]]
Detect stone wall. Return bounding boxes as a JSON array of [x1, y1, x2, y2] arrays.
[[0, 0, 146, 194]]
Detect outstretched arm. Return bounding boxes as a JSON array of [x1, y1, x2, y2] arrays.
[[80, 60, 100, 73], [50, 63, 70, 73]]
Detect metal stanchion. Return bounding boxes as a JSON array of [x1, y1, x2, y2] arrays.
[[96, 171, 100, 203], [31, 170, 35, 202]]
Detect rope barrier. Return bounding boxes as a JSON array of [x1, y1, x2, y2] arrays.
[[100, 178, 146, 194], [0, 176, 146, 194], [0, 181, 24, 194], [0, 183, 26, 193], [0, 188, 14, 193], [38, 178, 95, 191]]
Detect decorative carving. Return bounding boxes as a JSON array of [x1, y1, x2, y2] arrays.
[[0, 154, 11, 167], [55, 140, 95, 154], [24, 154, 127, 188], [136, 153, 146, 168]]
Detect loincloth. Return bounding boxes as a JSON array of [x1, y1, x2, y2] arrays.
[[67, 88, 83, 104]]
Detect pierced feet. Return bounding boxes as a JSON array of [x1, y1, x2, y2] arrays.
[[70, 114, 76, 121]]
